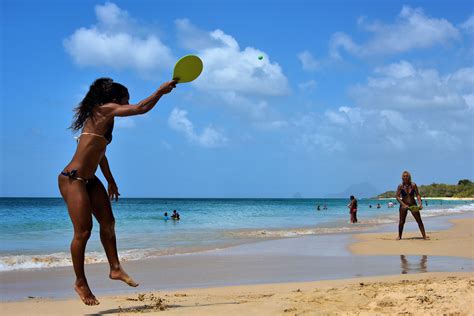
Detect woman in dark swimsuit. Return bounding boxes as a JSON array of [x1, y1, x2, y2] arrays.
[[348, 195, 358, 223], [396, 171, 428, 240], [58, 78, 176, 305]]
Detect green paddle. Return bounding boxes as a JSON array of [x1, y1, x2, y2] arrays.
[[409, 205, 421, 212], [172, 55, 203, 83]]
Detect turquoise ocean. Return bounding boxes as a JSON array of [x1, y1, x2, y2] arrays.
[[1, 197, 473, 271]]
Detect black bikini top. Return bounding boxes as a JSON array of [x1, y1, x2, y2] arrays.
[[400, 184, 415, 197]]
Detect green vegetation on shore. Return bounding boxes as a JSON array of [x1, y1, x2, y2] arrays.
[[377, 179, 474, 198]]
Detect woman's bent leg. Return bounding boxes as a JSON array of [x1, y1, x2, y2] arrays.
[[411, 211, 428, 239], [87, 178, 138, 287], [58, 176, 99, 305]]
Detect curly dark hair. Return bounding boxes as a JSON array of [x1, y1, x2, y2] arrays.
[[70, 78, 128, 132]]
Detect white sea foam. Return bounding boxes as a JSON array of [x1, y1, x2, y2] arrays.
[[0, 247, 230, 272], [0, 248, 159, 272], [229, 225, 373, 239], [421, 203, 474, 217]]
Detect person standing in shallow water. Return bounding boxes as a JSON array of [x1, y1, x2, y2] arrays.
[[396, 171, 428, 240], [348, 195, 358, 223], [58, 78, 176, 305]]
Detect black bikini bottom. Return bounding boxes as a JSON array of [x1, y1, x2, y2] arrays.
[[60, 169, 97, 184]]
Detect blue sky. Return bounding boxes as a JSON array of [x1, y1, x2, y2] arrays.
[[1, 0, 473, 197]]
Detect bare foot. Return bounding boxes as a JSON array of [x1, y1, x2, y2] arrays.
[[74, 280, 100, 306], [110, 267, 139, 287], [423, 236, 430, 240], [396, 236, 401, 240]]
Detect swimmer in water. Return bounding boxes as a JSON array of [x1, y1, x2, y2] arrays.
[[171, 210, 180, 220]]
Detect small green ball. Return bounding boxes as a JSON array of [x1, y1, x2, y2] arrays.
[[258, 55, 263, 60]]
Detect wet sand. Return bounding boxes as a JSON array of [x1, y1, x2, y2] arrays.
[[350, 218, 474, 259]]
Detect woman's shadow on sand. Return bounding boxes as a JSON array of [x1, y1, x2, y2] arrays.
[[86, 301, 241, 315]]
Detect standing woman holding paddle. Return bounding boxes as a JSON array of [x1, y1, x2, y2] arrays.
[[58, 78, 176, 305], [396, 171, 428, 240]]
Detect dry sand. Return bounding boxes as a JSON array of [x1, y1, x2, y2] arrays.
[[1, 217, 473, 315], [1, 272, 473, 315]]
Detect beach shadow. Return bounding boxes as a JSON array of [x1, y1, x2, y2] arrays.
[[400, 255, 428, 274], [85, 304, 166, 315], [167, 301, 242, 309], [87, 301, 242, 315]]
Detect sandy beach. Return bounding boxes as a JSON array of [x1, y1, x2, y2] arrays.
[[1, 272, 472, 315], [1, 215, 473, 315]]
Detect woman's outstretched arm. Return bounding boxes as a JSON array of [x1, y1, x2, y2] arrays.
[[103, 80, 177, 117]]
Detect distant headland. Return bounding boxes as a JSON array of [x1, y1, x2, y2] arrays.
[[376, 179, 474, 199]]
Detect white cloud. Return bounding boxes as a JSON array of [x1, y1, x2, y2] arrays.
[[176, 19, 289, 95], [325, 110, 347, 125], [94, 2, 131, 30], [291, 59, 473, 153], [330, 6, 459, 58], [64, 3, 174, 72], [325, 106, 364, 126], [350, 61, 473, 111], [462, 94, 474, 110], [329, 32, 360, 59], [423, 129, 462, 150], [298, 80, 317, 90], [185, 29, 290, 96], [378, 109, 411, 132], [216, 91, 269, 120], [298, 134, 345, 153], [294, 104, 467, 154], [168, 108, 227, 148], [175, 19, 290, 128], [460, 15, 474, 34], [374, 60, 415, 78], [297, 51, 320, 71], [384, 135, 405, 150], [175, 18, 223, 50], [254, 120, 289, 131]]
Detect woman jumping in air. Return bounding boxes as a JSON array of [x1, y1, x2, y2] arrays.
[[58, 78, 176, 305], [396, 171, 428, 240]]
